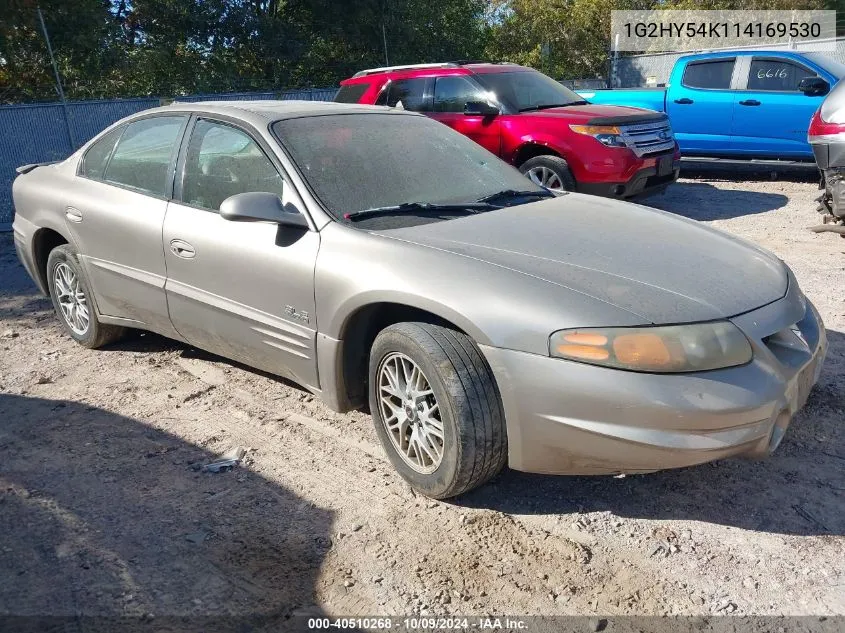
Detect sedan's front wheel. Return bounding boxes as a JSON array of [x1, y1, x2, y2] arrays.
[[368, 322, 507, 498], [47, 245, 125, 349]]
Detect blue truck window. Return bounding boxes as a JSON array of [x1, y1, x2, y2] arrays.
[[748, 59, 817, 92], [682, 60, 735, 90]]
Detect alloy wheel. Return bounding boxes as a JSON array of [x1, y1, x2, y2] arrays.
[[526, 166, 565, 192], [377, 352, 444, 474], [53, 262, 90, 335]]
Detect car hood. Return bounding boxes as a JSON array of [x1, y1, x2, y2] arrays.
[[524, 103, 661, 123], [375, 194, 788, 324]]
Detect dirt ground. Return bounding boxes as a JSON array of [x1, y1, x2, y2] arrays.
[[1, 168, 844, 630]]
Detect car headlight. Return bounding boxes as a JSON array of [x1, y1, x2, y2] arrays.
[[549, 322, 752, 373], [569, 124, 628, 148]]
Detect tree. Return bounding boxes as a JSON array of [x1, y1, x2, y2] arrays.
[[485, 0, 653, 80], [0, 0, 121, 102], [485, 0, 838, 81]]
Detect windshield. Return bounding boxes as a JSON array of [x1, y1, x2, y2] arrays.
[[272, 113, 544, 218], [474, 70, 585, 112], [804, 53, 845, 79]]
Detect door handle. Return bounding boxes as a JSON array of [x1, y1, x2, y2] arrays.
[[673, 98, 694, 104], [169, 239, 195, 259], [739, 99, 761, 106], [65, 207, 83, 223]]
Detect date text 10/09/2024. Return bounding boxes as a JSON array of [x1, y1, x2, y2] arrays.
[[306, 617, 529, 630], [624, 21, 822, 39]]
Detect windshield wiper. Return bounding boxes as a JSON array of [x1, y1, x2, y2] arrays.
[[477, 189, 554, 204], [518, 101, 589, 112], [344, 201, 498, 221]]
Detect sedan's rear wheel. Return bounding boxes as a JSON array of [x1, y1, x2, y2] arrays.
[[47, 245, 125, 349], [368, 322, 507, 498]]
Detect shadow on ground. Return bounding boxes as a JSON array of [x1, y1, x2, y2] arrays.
[[0, 393, 332, 631], [679, 159, 819, 184], [458, 329, 845, 537], [105, 310, 845, 539], [645, 181, 790, 221]]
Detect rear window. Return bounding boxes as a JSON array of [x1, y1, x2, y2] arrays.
[[682, 60, 735, 90], [375, 78, 429, 111], [334, 83, 370, 104], [104, 116, 186, 197]]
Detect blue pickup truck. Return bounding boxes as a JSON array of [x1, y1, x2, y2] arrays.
[[578, 50, 845, 160]]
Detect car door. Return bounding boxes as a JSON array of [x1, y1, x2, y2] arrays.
[[730, 56, 825, 159], [665, 57, 737, 154], [68, 114, 188, 337], [428, 75, 502, 155], [162, 116, 321, 390]]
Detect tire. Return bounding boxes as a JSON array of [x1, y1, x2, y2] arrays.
[[46, 244, 126, 349], [520, 155, 576, 192], [368, 322, 507, 499]]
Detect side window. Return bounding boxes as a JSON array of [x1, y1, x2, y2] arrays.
[[80, 125, 124, 180], [376, 78, 428, 111], [334, 83, 369, 103], [433, 76, 486, 113], [682, 60, 735, 90], [748, 59, 817, 92], [181, 119, 285, 212], [104, 116, 185, 197]]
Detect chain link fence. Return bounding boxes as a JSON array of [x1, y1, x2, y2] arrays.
[[0, 88, 337, 228]]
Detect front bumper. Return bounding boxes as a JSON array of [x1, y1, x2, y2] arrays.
[[481, 286, 826, 475], [578, 154, 680, 199]]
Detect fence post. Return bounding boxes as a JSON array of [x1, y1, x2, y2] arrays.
[[610, 33, 620, 89], [37, 6, 76, 152]]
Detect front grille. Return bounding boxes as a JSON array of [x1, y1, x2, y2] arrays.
[[621, 120, 675, 158]]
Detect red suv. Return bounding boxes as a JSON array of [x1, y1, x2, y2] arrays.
[[335, 62, 680, 198]]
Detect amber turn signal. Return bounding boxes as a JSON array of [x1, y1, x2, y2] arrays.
[[556, 344, 610, 361], [612, 333, 673, 367]]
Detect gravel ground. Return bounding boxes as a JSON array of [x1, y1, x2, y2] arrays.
[[1, 172, 844, 629]]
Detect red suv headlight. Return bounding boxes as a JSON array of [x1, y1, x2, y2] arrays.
[[569, 124, 628, 148]]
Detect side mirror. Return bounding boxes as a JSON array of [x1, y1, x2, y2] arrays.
[[464, 101, 499, 116], [799, 77, 830, 97], [220, 192, 309, 229]]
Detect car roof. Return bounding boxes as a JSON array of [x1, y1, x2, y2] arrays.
[[143, 99, 411, 126], [342, 61, 528, 83], [678, 49, 815, 62]]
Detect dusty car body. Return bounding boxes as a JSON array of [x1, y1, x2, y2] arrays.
[[12, 101, 826, 498], [809, 78, 845, 236]]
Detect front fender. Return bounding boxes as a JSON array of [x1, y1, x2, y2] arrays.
[[506, 134, 573, 165], [327, 288, 492, 346]]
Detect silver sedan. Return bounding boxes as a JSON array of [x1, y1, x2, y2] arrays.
[[12, 101, 826, 498]]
